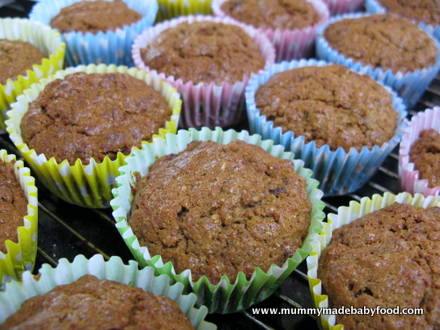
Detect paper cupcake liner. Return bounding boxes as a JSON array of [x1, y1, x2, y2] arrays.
[[0, 150, 38, 287], [245, 59, 407, 196], [6, 64, 181, 209], [399, 107, 440, 196], [110, 127, 325, 313], [306, 192, 440, 329], [323, 0, 364, 15], [212, 0, 329, 62], [132, 15, 275, 128], [366, 0, 440, 41], [0, 18, 65, 130], [157, 0, 212, 21], [29, 0, 158, 66], [0, 254, 216, 330], [316, 13, 440, 107]]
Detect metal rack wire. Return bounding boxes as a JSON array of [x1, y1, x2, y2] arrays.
[[0, 75, 437, 329]]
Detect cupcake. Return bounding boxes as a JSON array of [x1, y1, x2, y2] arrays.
[[317, 13, 440, 107], [322, 0, 364, 15], [111, 128, 325, 313], [0, 18, 65, 130], [399, 107, 440, 196], [132, 15, 275, 128], [366, 0, 440, 41], [307, 192, 440, 329], [30, 0, 158, 66], [0, 150, 38, 286], [0, 255, 215, 330], [246, 60, 407, 195], [6, 64, 181, 208], [212, 0, 329, 61]]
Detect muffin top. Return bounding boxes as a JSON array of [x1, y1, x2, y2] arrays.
[[0, 39, 44, 84], [410, 129, 440, 188], [220, 0, 320, 30], [324, 14, 438, 73], [0, 160, 27, 253], [21, 72, 172, 164], [0, 275, 194, 329], [379, 0, 440, 25], [255, 65, 398, 151], [319, 203, 440, 329], [50, 0, 142, 33], [129, 140, 311, 283], [140, 21, 265, 84]]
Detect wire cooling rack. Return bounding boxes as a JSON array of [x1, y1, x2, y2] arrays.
[[1, 1, 439, 329]]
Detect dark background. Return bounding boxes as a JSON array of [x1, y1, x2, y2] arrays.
[[1, 1, 439, 329]]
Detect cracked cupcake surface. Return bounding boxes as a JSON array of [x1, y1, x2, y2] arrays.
[[0, 39, 44, 84], [0, 275, 194, 329], [255, 64, 397, 151], [140, 21, 265, 84], [410, 129, 440, 188], [50, 0, 141, 33], [319, 203, 440, 330], [324, 14, 437, 73], [0, 160, 26, 253], [20, 72, 172, 164], [220, 0, 320, 30], [129, 140, 312, 283], [378, 0, 440, 26]]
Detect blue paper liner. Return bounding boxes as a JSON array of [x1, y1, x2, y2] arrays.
[[315, 12, 440, 107], [245, 59, 407, 196], [29, 0, 158, 66], [366, 0, 440, 41]]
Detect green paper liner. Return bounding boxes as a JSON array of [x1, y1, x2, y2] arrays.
[[6, 64, 182, 208], [0, 150, 38, 286], [306, 192, 440, 329], [0, 18, 65, 129], [111, 127, 325, 313], [0, 254, 216, 330]]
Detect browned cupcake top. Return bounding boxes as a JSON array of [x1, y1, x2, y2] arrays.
[[50, 0, 142, 33], [0, 275, 194, 330], [379, 0, 440, 25], [0, 39, 44, 84], [410, 129, 440, 188], [324, 14, 438, 73], [220, 0, 320, 30], [319, 203, 440, 330], [0, 160, 27, 253], [129, 141, 311, 283], [256, 65, 397, 151], [21, 72, 172, 164], [140, 21, 265, 84]]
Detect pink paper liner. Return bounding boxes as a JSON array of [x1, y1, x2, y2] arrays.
[[212, 0, 329, 62], [132, 15, 275, 128], [322, 0, 364, 15], [399, 107, 440, 196]]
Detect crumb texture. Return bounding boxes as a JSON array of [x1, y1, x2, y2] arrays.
[[325, 14, 437, 73], [21, 72, 171, 164], [50, 0, 141, 33], [0, 160, 26, 253], [141, 22, 265, 84], [256, 65, 397, 151], [220, 0, 319, 29], [0, 275, 194, 330], [410, 129, 440, 188], [319, 203, 440, 330], [379, 0, 440, 25], [129, 141, 312, 283], [0, 39, 44, 84]]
